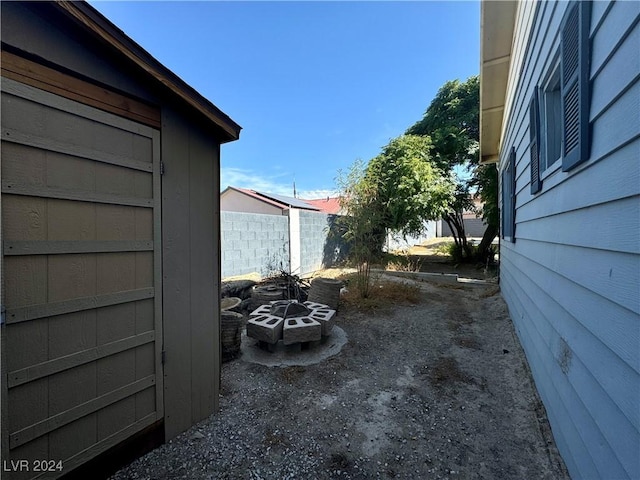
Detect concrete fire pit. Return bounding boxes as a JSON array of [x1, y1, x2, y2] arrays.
[[247, 300, 336, 351]]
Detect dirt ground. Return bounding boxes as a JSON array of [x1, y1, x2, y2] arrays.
[[389, 238, 498, 281], [111, 270, 569, 480]]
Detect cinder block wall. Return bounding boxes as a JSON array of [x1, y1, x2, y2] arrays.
[[221, 211, 289, 278], [386, 220, 437, 251], [298, 211, 331, 275]]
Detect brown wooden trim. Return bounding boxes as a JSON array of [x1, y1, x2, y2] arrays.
[[2, 125, 154, 173], [55, 1, 241, 141], [57, 417, 164, 480], [4, 240, 153, 256], [6, 288, 155, 324], [151, 130, 165, 419], [8, 331, 155, 388], [2, 181, 153, 208], [1, 50, 161, 128], [10, 376, 156, 448]]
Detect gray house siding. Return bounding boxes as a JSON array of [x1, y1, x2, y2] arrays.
[[498, 1, 639, 479]]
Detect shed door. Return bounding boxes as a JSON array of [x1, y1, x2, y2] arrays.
[[1, 77, 163, 478]]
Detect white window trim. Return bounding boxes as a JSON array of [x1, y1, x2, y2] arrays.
[[540, 53, 562, 173]]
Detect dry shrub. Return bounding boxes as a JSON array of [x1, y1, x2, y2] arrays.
[[339, 273, 421, 313], [385, 252, 423, 272]]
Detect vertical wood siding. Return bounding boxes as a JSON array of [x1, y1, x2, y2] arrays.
[[498, 1, 640, 479], [1, 78, 163, 479], [161, 106, 221, 440]]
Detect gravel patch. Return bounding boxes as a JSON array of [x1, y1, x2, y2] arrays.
[[110, 274, 568, 480]]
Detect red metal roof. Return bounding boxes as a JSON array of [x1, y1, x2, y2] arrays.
[[303, 197, 343, 214]]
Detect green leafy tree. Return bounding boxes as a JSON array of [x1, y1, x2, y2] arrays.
[[407, 76, 498, 263], [337, 136, 455, 298], [365, 135, 455, 239], [336, 160, 382, 298]]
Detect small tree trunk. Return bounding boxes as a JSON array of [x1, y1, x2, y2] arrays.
[[446, 211, 477, 262], [444, 216, 460, 246], [475, 223, 499, 264]]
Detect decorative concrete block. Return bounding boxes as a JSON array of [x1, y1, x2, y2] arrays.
[[308, 307, 336, 335], [249, 304, 272, 316], [246, 315, 284, 344], [304, 301, 327, 310], [282, 317, 321, 345]]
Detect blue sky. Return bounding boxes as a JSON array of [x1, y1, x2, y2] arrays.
[[90, 1, 480, 199]]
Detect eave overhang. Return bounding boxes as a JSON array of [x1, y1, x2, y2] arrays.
[[55, 1, 242, 143], [480, 0, 517, 164]]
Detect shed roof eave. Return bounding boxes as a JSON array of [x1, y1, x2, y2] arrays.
[[56, 1, 242, 142], [479, 0, 517, 165]]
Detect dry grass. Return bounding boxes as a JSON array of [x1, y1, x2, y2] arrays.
[[385, 253, 424, 272], [306, 267, 356, 280], [338, 273, 421, 313], [405, 237, 456, 256], [221, 271, 263, 282]]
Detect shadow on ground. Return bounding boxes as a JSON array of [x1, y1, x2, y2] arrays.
[[110, 272, 567, 480]]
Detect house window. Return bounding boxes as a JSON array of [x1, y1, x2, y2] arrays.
[[540, 62, 562, 171], [501, 147, 516, 242], [529, 1, 591, 194]]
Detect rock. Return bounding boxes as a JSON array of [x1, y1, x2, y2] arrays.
[[221, 280, 257, 299], [221, 311, 243, 362], [308, 277, 342, 310]]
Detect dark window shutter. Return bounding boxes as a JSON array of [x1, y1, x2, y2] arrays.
[[501, 168, 507, 239], [501, 147, 517, 242], [529, 89, 542, 194], [561, 1, 591, 171], [509, 147, 517, 242]]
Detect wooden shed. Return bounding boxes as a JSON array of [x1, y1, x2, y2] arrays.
[[1, 2, 241, 478]]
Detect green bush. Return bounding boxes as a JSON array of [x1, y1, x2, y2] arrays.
[[434, 242, 454, 256], [446, 243, 466, 263], [447, 242, 499, 266]]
